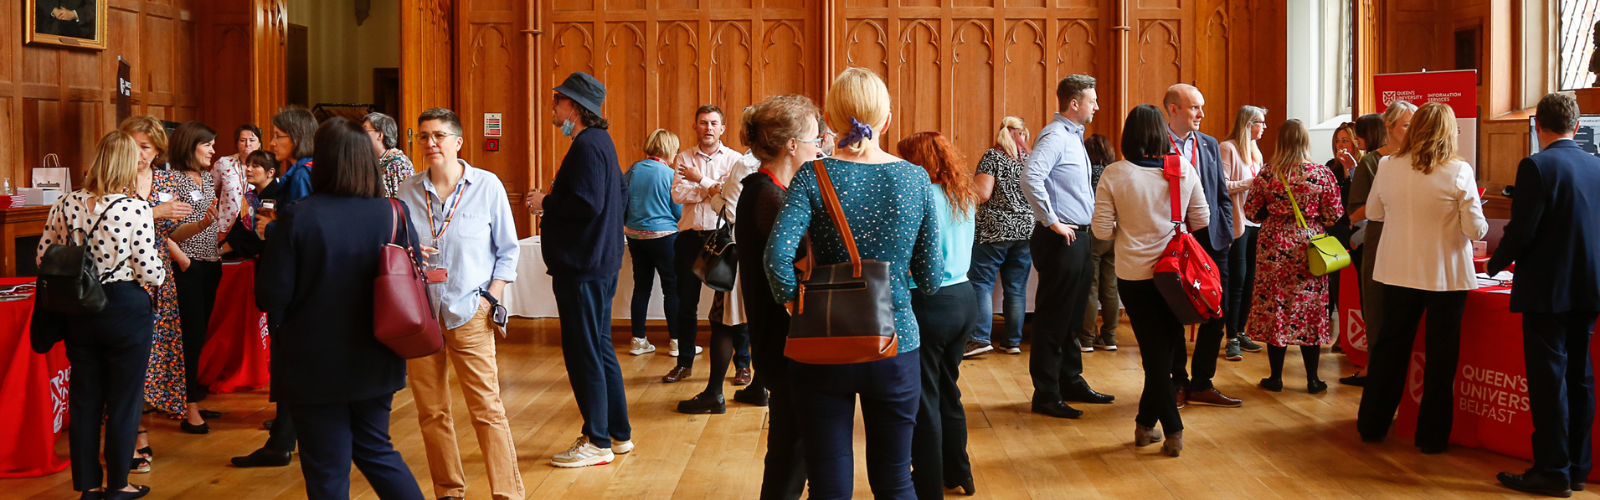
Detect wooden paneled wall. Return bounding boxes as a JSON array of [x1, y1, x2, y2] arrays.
[[0, 0, 203, 188]]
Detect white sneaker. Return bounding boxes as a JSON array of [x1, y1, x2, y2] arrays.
[[668, 340, 702, 357], [630, 338, 656, 356], [551, 436, 615, 468], [1080, 346, 1095, 353], [612, 439, 634, 454]]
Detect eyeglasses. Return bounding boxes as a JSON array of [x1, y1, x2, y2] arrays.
[[553, 94, 571, 103], [419, 132, 459, 144], [1250, 120, 1266, 126], [794, 136, 824, 144]]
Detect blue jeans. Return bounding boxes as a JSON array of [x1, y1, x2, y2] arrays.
[[553, 274, 631, 449], [967, 240, 1032, 345], [627, 234, 679, 340]]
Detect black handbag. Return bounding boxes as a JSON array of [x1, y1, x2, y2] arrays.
[[785, 160, 898, 365], [37, 197, 134, 315], [692, 206, 738, 292]]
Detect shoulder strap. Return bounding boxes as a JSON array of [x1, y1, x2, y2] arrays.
[[81, 196, 134, 245], [1281, 167, 1311, 231], [811, 159, 863, 278], [1163, 155, 1182, 225], [387, 198, 404, 245]]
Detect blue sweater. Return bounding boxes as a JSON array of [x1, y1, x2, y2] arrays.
[[542, 127, 626, 280], [623, 158, 682, 233], [764, 158, 943, 353]]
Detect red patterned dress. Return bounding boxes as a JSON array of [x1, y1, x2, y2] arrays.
[[140, 170, 187, 417], [1244, 162, 1344, 347]]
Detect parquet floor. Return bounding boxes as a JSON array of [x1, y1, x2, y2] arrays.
[[7, 318, 1584, 499]]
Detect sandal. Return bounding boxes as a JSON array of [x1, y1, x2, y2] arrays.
[[135, 430, 152, 460], [131, 456, 151, 474]]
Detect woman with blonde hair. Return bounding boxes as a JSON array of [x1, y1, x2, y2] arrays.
[[40, 131, 167, 500], [622, 129, 683, 356], [1243, 119, 1344, 393], [1341, 101, 1416, 386], [897, 131, 978, 497], [765, 67, 943, 498], [1356, 102, 1488, 454], [1220, 105, 1269, 360], [967, 117, 1035, 356]]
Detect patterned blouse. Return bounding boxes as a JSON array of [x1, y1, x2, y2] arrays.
[[974, 148, 1035, 244], [764, 158, 943, 354], [380, 149, 416, 198], [171, 170, 221, 261], [37, 191, 165, 287], [211, 155, 247, 238]]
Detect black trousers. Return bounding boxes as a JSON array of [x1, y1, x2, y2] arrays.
[[1173, 232, 1230, 391], [1120, 279, 1185, 432], [175, 259, 223, 403], [553, 274, 631, 448], [261, 318, 298, 452], [673, 230, 750, 369], [627, 234, 679, 340], [911, 282, 976, 500], [1027, 224, 1093, 402], [1524, 311, 1598, 481], [1225, 226, 1257, 338], [1356, 285, 1466, 448], [65, 281, 153, 492], [750, 299, 806, 499], [292, 393, 425, 500]]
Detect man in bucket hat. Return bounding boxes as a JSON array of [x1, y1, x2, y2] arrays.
[[525, 72, 633, 468]]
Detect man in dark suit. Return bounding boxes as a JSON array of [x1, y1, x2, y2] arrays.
[[1164, 83, 1242, 409], [1493, 92, 1600, 498], [37, 0, 96, 39]]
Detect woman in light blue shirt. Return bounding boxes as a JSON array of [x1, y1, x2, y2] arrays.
[[897, 131, 978, 498], [622, 129, 684, 354]]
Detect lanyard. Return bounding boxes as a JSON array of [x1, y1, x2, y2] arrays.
[[1169, 132, 1199, 165], [760, 168, 787, 191], [426, 182, 467, 241]]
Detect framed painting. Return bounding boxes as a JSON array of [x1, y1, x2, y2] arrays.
[[26, 0, 107, 50]]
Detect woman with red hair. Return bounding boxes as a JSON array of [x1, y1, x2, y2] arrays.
[[897, 131, 978, 497]]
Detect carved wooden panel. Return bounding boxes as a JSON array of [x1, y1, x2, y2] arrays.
[[845, 20, 891, 78], [657, 22, 701, 151], [1195, 5, 1229, 139], [762, 21, 808, 97], [606, 23, 650, 164], [1135, 20, 1181, 112], [712, 21, 755, 149], [1003, 20, 1047, 133], [895, 20, 941, 144], [952, 20, 994, 159], [549, 22, 594, 167]]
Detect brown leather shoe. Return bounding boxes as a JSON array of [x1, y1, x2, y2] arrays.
[[732, 367, 753, 386], [1174, 386, 1188, 409], [1135, 425, 1163, 447], [1185, 387, 1243, 408], [661, 367, 691, 383]]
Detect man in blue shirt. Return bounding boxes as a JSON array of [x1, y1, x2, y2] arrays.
[[525, 72, 633, 468], [1163, 84, 1242, 409], [396, 108, 526, 499], [1022, 74, 1115, 419]]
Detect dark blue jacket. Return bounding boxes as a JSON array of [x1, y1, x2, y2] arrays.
[[1192, 131, 1235, 252], [1488, 139, 1600, 313], [542, 127, 626, 281], [257, 194, 421, 405]]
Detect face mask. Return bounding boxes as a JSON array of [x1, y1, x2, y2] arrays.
[[559, 107, 577, 137]]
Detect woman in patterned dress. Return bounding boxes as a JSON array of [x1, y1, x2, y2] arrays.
[[363, 112, 415, 197], [1245, 119, 1344, 394], [119, 116, 193, 472]]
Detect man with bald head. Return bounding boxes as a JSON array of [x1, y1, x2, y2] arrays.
[[1163, 83, 1242, 409]]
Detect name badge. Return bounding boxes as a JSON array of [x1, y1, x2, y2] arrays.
[[426, 268, 448, 283], [189, 190, 203, 202], [157, 192, 173, 203]]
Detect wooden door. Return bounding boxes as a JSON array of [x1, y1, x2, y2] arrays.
[[401, 0, 456, 166], [251, 0, 289, 132]]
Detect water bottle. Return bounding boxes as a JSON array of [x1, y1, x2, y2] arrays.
[[1, 178, 11, 195]]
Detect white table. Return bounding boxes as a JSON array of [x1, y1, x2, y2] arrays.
[[502, 236, 1054, 319]]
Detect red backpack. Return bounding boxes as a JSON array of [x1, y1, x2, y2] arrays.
[[1152, 155, 1224, 325]]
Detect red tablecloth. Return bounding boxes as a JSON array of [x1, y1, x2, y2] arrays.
[[1338, 259, 1516, 367], [197, 260, 270, 394], [0, 278, 71, 478], [1380, 283, 1600, 480]]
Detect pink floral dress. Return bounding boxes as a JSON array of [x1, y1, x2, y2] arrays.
[[1244, 162, 1344, 347]]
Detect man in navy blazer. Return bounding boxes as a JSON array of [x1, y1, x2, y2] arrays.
[[1493, 93, 1600, 498], [1163, 84, 1242, 409]]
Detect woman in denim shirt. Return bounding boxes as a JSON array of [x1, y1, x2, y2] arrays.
[[764, 68, 942, 499]]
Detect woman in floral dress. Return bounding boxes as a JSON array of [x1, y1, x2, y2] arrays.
[[363, 112, 415, 197], [1245, 119, 1344, 395], [120, 116, 191, 473]]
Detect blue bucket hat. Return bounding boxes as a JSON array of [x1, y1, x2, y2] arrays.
[[553, 72, 606, 119]]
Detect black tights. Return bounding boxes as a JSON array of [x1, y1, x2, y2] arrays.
[[704, 325, 763, 396], [1266, 345, 1323, 383]]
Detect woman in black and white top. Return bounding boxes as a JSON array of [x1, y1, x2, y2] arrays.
[[1090, 104, 1209, 458], [38, 131, 166, 500], [164, 121, 223, 433], [967, 116, 1036, 356]]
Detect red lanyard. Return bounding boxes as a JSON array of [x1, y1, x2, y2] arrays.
[[760, 168, 787, 191], [1169, 132, 1199, 165], [426, 183, 467, 241]]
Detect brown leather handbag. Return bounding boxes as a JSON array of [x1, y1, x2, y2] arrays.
[[373, 199, 444, 359], [785, 160, 898, 365]]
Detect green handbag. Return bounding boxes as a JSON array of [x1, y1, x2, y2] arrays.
[[1283, 176, 1351, 276]]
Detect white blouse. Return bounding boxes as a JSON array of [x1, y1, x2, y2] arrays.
[[1091, 158, 1211, 281], [1367, 155, 1488, 291], [36, 191, 166, 287]]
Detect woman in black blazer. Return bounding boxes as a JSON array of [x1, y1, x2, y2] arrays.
[[256, 118, 426, 500]]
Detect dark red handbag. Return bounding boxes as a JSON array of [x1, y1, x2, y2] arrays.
[[373, 199, 444, 358], [1153, 155, 1225, 325]]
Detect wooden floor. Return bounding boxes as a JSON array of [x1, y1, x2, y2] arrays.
[[8, 318, 1585, 499]]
